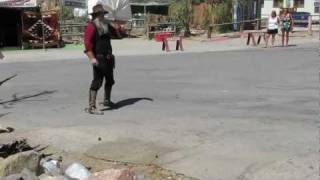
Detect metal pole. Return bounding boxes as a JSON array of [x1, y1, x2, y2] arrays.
[[42, 12, 45, 50], [39, 1, 46, 50], [59, 0, 64, 47], [20, 10, 24, 50]]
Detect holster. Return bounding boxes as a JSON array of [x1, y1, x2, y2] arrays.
[[96, 54, 115, 70]]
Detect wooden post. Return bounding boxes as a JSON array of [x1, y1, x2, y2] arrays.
[[308, 15, 312, 35], [207, 25, 213, 39], [163, 38, 170, 52], [146, 13, 150, 40], [179, 36, 184, 51]]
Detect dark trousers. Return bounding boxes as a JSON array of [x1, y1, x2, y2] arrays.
[[90, 56, 115, 91]]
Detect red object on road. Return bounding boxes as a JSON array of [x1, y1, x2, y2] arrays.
[[154, 32, 173, 42]]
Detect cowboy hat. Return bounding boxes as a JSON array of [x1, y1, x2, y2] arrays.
[[90, 4, 108, 15]]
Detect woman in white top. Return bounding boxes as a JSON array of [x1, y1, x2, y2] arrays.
[[266, 11, 280, 48]]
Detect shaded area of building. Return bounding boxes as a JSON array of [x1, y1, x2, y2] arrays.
[[0, 8, 24, 47], [0, 0, 60, 49]]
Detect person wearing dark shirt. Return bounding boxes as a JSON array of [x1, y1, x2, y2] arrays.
[[84, 4, 120, 115]]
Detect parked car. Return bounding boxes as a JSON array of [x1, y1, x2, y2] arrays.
[[291, 12, 310, 27]]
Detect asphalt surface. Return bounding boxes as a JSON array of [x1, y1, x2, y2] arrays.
[[0, 43, 318, 180]]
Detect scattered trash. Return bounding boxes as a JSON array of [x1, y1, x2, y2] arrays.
[[41, 159, 62, 176], [65, 163, 91, 180], [89, 168, 135, 180], [0, 140, 196, 180], [0, 139, 34, 158]]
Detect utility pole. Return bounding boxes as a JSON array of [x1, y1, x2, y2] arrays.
[[40, 0, 46, 50]]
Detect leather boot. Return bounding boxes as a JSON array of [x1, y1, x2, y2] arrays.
[[102, 86, 115, 107], [88, 90, 103, 115]]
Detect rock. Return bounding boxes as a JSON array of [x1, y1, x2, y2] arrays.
[[41, 159, 62, 176], [4, 168, 39, 180], [89, 168, 135, 180], [38, 174, 69, 180], [2, 174, 22, 180], [0, 150, 41, 176], [65, 163, 91, 180], [0, 125, 14, 134]]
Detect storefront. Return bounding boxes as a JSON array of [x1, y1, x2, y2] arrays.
[[0, 0, 61, 49]]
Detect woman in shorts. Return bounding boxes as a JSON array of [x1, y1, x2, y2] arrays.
[[266, 11, 280, 48], [281, 9, 293, 47]]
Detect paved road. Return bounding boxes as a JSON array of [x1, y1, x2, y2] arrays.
[[0, 44, 318, 180]]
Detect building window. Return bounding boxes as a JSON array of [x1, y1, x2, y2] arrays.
[[315, 2, 320, 13], [261, 0, 264, 8], [294, 0, 304, 8], [273, 0, 283, 8]]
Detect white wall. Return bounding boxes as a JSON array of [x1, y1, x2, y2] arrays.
[[262, 0, 281, 18], [262, 0, 319, 20]]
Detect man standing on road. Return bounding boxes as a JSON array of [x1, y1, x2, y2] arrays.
[[84, 4, 120, 115]]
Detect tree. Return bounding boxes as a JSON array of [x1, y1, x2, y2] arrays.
[[204, 0, 233, 32], [169, 0, 193, 37], [59, 6, 74, 21], [170, 0, 234, 35]]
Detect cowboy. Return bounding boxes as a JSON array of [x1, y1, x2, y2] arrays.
[[84, 4, 120, 115]]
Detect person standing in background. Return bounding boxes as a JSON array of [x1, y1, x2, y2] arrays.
[[281, 9, 294, 47], [265, 11, 280, 48]]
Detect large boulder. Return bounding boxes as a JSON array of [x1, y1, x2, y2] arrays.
[[0, 150, 41, 176]]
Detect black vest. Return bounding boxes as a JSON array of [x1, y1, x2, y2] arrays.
[[92, 23, 113, 56]]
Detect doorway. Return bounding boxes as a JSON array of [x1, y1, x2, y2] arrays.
[[0, 8, 22, 48]]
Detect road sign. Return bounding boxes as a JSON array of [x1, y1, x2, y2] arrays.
[[64, 0, 86, 8]]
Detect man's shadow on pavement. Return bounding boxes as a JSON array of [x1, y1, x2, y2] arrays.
[[101, 97, 153, 111]]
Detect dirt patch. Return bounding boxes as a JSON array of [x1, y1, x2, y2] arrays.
[[85, 138, 176, 164], [37, 139, 199, 180]]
